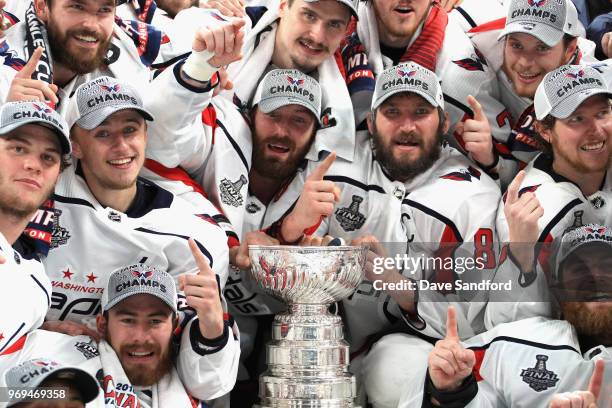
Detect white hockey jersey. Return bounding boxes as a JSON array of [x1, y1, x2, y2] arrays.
[[399, 317, 611, 408], [28, 164, 230, 327], [259, 133, 501, 351], [487, 154, 612, 328], [0, 233, 50, 356]]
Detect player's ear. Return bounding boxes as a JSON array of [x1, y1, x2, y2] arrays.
[[534, 120, 552, 144], [69, 129, 84, 160], [278, 0, 289, 16], [366, 110, 375, 134], [96, 314, 107, 338], [563, 37, 578, 64], [442, 111, 450, 134], [34, 0, 49, 22]]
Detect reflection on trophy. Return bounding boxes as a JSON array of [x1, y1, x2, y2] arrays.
[[249, 245, 367, 407]]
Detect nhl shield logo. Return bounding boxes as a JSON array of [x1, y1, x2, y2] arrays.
[[520, 355, 559, 392], [220, 175, 247, 207], [51, 209, 71, 249], [335, 195, 366, 232]]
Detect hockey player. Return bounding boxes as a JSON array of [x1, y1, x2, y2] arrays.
[[0, 101, 70, 356], [489, 63, 611, 327], [340, 0, 514, 185], [407, 224, 612, 407], [468, 0, 596, 180], [277, 62, 501, 407]]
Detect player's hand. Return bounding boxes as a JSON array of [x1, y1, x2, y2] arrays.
[[198, 0, 246, 17], [192, 18, 245, 68], [0, 253, 5, 264], [179, 238, 225, 339], [456, 95, 494, 167], [549, 359, 604, 408], [439, 0, 463, 12], [230, 231, 280, 270], [42, 320, 101, 341], [213, 66, 232, 96], [505, 170, 544, 273], [6, 47, 59, 105], [299, 235, 340, 247], [351, 235, 391, 282], [281, 152, 341, 242], [428, 306, 475, 393], [601, 32, 612, 59]]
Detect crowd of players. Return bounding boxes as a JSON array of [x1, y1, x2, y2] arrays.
[[0, 0, 610, 406]]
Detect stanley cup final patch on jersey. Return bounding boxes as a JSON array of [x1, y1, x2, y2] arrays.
[[335, 195, 366, 232], [520, 355, 560, 392], [51, 208, 71, 249], [220, 175, 247, 207], [75, 339, 100, 359]]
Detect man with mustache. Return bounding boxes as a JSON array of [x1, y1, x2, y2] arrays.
[[276, 62, 501, 407], [488, 64, 611, 327], [0, 101, 70, 359], [340, 0, 516, 186], [404, 224, 612, 407]]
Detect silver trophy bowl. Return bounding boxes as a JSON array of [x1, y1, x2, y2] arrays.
[[249, 245, 367, 408], [248, 245, 366, 305]]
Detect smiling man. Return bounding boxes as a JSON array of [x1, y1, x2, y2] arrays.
[[0, 101, 70, 358], [489, 64, 611, 327]]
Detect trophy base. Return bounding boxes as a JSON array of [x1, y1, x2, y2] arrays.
[[258, 399, 359, 408]]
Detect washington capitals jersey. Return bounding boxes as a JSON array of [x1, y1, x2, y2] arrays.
[[36, 165, 230, 326], [400, 317, 611, 408]]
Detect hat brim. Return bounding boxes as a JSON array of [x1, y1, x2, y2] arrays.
[[372, 88, 441, 110], [103, 291, 177, 314], [0, 117, 71, 155], [498, 22, 564, 47], [76, 106, 155, 131], [8, 367, 100, 406], [302, 0, 358, 19], [258, 96, 322, 125], [549, 89, 612, 119]]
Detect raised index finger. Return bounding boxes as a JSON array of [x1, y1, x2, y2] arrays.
[[467, 95, 486, 122], [188, 238, 213, 276], [18, 47, 43, 78], [506, 170, 525, 206], [308, 151, 336, 181], [445, 306, 459, 341], [588, 359, 604, 400]]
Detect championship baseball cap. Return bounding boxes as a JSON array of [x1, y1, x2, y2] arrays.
[[4, 358, 99, 406], [65, 76, 154, 131], [101, 264, 178, 313], [498, 0, 580, 47], [534, 64, 611, 120], [554, 224, 612, 281], [371, 62, 444, 110], [252, 69, 322, 124], [0, 101, 71, 154], [303, 0, 358, 18]]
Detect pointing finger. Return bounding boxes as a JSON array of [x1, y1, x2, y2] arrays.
[[467, 95, 486, 122], [588, 359, 604, 400], [18, 47, 44, 78], [308, 151, 336, 181], [506, 170, 525, 206], [188, 238, 213, 276], [445, 306, 459, 341]]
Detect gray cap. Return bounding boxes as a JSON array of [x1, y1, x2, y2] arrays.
[[4, 358, 99, 406], [101, 264, 178, 313], [65, 76, 154, 130], [252, 69, 322, 123], [554, 224, 612, 280], [498, 0, 580, 47], [0, 101, 71, 154], [372, 62, 444, 110], [534, 64, 611, 119], [303, 0, 358, 18]]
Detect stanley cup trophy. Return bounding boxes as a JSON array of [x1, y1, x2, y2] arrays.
[[249, 245, 367, 407]]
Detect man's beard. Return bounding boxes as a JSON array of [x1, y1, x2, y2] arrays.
[[251, 134, 313, 181], [371, 126, 443, 182], [561, 301, 612, 338], [46, 16, 110, 74], [0, 176, 55, 220], [106, 329, 174, 386]]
